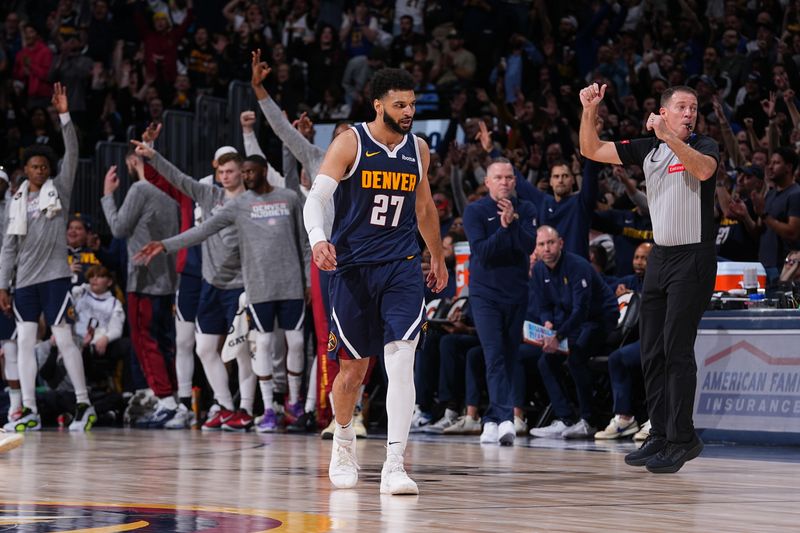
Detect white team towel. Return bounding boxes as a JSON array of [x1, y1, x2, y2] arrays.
[[221, 291, 251, 362], [7, 178, 62, 235]]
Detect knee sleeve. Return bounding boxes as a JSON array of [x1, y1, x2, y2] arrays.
[[253, 332, 274, 377]]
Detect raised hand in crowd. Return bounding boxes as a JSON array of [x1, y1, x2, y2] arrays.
[[251, 49, 271, 99], [142, 122, 162, 144], [240, 110, 256, 133], [52, 82, 69, 114], [292, 112, 314, 140], [476, 119, 493, 153], [130, 139, 155, 159], [103, 165, 120, 196]]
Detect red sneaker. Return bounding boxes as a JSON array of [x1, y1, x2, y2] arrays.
[[201, 404, 234, 431], [222, 410, 254, 432]]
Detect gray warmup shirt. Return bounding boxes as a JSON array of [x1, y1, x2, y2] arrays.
[[162, 187, 310, 304], [150, 152, 244, 289], [615, 135, 719, 246], [0, 119, 78, 290], [101, 181, 179, 295]]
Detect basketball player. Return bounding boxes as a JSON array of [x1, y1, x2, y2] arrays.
[[303, 68, 447, 495], [101, 157, 179, 428], [249, 50, 368, 436], [0, 169, 20, 429], [133, 153, 310, 434], [142, 127, 257, 431], [0, 84, 96, 432]]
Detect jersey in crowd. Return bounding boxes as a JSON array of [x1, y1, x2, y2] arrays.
[[614, 134, 719, 246], [330, 123, 422, 267], [758, 183, 800, 268]]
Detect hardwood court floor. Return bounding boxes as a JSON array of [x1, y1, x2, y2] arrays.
[[1, 429, 799, 532]]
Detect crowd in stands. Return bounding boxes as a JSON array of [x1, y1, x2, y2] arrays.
[[2, 0, 800, 439]]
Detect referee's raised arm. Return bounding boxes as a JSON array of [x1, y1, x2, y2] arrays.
[[578, 83, 622, 165]]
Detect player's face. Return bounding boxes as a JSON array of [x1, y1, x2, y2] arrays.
[[485, 162, 515, 201], [217, 161, 242, 190], [536, 230, 563, 267], [25, 155, 50, 187], [549, 165, 573, 197], [379, 90, 415, 135], [660, 91, 697, 140], [241, 161, 265, 190]]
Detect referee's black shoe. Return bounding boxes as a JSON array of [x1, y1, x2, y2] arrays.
[[624, 434, 667, 466], [645, 435, 704, 474]]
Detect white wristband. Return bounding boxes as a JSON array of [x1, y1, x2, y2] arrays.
[[59, 112, 71, 126]]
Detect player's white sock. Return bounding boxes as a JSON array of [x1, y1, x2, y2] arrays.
[[196, 333, 233, 411], [335, 418, 355, 441], [175, 319, 196, 399], [52, 323, 90, 405], [159, 395, 178, 409], [2, 340, 18, 379], [8, 389, 21, 413], [16, 322, 38, 411], [384, 335, 419, 458], [258, 378, 274, 409], [285, 329, 304, 404], [304, 357, 318, 413], [2, 340, 21, 412], [236, 350, 256, 414]]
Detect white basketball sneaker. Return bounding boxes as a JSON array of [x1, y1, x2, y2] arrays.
[[380, 452, 418, 495], [329, 436, 360, 489], [69, 403, 97, 432]]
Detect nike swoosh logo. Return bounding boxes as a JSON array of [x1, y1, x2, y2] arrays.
[[487, 217, 496, 221], [388, 441, 402, 445], [365, 151, 381, 157]]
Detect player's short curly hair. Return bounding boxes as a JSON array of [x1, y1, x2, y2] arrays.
[[22, 144, 57, 172], [370, 68, 415, 102]]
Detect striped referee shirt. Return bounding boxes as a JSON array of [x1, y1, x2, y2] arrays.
[[614, 134, 719, 247]]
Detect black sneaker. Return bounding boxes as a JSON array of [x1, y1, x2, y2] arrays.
[[287, 411, 317, 433], [624, 434, 667, 466], [645, 436, 704, 474]]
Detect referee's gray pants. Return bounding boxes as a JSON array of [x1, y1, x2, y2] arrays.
[[639, 242, 716, 443]]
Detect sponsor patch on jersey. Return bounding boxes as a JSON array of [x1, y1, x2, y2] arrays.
[[668, 163, 686, 173], [401, 154, 416, 163]]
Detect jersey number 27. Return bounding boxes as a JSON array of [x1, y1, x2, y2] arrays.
[[370, 194, 405, 227]]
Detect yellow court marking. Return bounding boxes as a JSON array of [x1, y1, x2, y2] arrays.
[[0, 501, 335, 533]]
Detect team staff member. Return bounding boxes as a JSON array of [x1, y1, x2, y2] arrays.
[[463, 157, 538, 446], [579, 83, 719, 473], [528, 226, 619, 439]]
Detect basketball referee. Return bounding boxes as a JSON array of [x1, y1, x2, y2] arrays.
[[579, 83, 719, 474]]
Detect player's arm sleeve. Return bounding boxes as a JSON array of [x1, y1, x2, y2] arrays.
[[54, 115, 79, 204], [149, 152, 214, 205], [0, 234, 19, 290], [162, 203, 235, 254], [294, 195, 311, 287], [243, 130, 266, 158], [101, 185, 144, 238], [614, 138, 657, 167], [303, 174, 338, 247]]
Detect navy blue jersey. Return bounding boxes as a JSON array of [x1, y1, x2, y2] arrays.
[[331, 123, 422, 266]]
